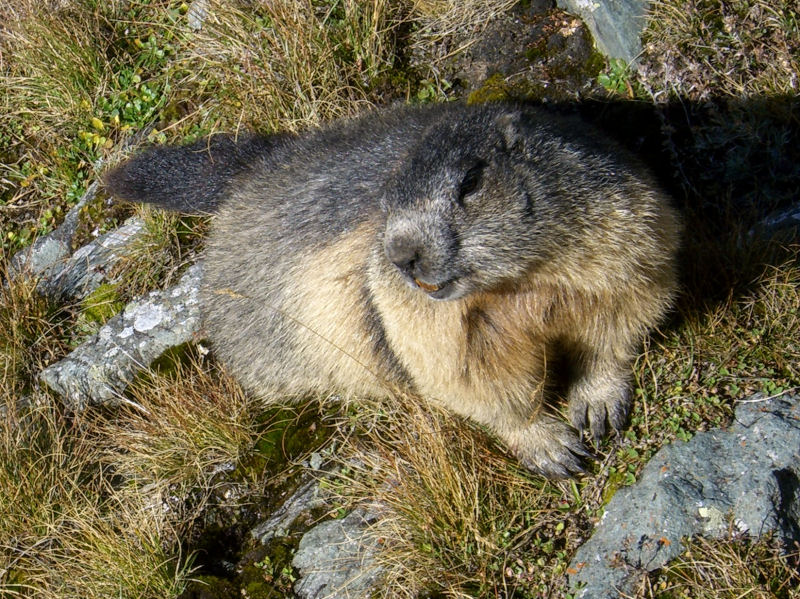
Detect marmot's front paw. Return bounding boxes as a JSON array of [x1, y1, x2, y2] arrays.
[[568, 379, 632, 443], [507, 417, 593, 479]]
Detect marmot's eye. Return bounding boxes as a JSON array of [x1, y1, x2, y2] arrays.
[[458, 160, 486, 203]]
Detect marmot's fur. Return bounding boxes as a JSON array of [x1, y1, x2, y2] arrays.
[[104, 102, 681, 478]]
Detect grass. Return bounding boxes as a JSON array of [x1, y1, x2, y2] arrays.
[[640, 0, 799, 99], [0, 391, 192, 599], [648, 534, 800, 598], [0, 260, 71, 400], [328, 396, 585, 598], [1, 0, 799, 597], [177, 0, 407, 133], [100, 354, 259, 506]]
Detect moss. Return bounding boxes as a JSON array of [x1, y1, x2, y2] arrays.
[[238, 539, 298, 598], [80, 283, 124, 324], [466, 73, 512, 104], [240, 404, 334, 476], [147, 341, 199, 375]]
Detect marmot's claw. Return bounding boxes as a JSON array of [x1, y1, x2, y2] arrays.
[[513, 417, 594, 479], [569, 385, 633, 446]]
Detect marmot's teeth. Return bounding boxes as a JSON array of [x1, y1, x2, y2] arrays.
[[415, 279, 441, 292]]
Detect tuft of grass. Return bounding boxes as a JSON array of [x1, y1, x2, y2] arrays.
[[0, 391, 192, 599], [647, 534, 800, 599], [0, 258, 70, 400], [112, 204, 207, 300], [99, 354, 260, 506], [331, 395, 581, 598], [40, 491, 192, 599], [408, 0, 518, 48], [175, 0, 406, 134], [0, 395, 97, 594]]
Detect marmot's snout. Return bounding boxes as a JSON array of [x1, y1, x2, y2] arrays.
[[384, 227, 461, 300]]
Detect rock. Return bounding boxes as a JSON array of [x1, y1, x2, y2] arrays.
[[251, 475, 330, 545], [250, 458, 384, 599], [39, 262, 204, 409], [568, 393, 800, 598], [9, 177, 148, 305], [292, 507, 384, 599], [557, 0, 651, 63], [37, 216, 146, 301], [422, 3, 602, 103], [187, 0, 208, 31], [9, 181, 98, 279]]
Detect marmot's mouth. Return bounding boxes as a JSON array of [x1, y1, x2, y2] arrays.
[[414, 278, 441, 292]]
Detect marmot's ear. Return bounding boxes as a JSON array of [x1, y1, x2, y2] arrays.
[[495, 110, 524, 152]]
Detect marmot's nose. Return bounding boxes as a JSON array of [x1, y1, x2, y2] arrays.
[[384, 236, 421, 278]]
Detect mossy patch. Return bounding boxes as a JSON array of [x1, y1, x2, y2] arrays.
[[80, 282, 124, 324], [466, 73, 512, 104]]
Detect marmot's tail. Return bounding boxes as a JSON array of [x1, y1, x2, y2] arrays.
[[103, 133, 284, 213]]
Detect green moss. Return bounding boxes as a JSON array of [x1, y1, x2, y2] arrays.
[[242, 404, 334, 474], [147, 342, 198, 375], [467, 73, 512, 104], [80, 283, 124, 324], [238, 540, 298, 598]]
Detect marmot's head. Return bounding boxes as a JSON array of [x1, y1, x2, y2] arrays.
[[380, 106, 556, 301]]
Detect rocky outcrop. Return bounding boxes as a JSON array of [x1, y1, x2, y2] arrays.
[[557, 0, 651, 63], [10, 181, 100, 280], [292, 507, 384, 599], [36, 216, 146, 301], [569, 393, 800, 598], [39, 263, 203, 409]]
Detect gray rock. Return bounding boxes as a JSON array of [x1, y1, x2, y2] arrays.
[[186, 0, 208, 31], [39, 263, 203, 409], [37, 216, 146, 301], [9, 181, 98, 279], [754, 201, 800, 239], [569, 393, 800, 598], [251, 475, 330, 545], [292, 507, 384, 599], [557, 0, 651, 63]]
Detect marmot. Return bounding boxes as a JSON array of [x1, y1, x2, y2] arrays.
[[104, 102, 681, 478]]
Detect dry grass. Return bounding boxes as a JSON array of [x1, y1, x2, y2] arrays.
[[646, 534, 800, 599], [175, 0, 406, 134], [111, 204, 207, 299], [0, 0, 180, 250], [408, 0, 518, 49], [330, 395, 581, 598], [0, 351, 258, 597], [640, 0, 799, 99], [0, 391, 192, 599], [100, 354, 259, 504], [0, 259, 70, 401]]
